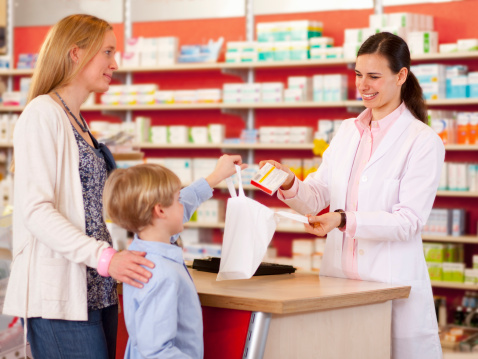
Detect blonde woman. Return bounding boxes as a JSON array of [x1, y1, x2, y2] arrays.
[[1, 14, 154, 359]]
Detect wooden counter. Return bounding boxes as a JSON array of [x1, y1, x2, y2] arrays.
[[191, 269, 410, 314], [191, 269, 411, 359]]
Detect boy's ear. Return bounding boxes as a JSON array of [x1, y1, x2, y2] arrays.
[[152, 204, 167, 219]]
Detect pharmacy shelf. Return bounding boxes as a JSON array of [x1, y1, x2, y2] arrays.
[[4, 51, 478, 75], [0, 143, 12, 148], [184, 221, 306, 233], [422, 235, 478, 244], [138, 142, 314, 150], [436, 191, 478, 198], [4, 98, 478, 113], [445, 144, 478, 151], [431, 281, 478, 290]]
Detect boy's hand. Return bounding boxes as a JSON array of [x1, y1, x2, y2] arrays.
[[109, 250, 155, 288], [206, 154, 247, 188], [258, 160, 295, 190]]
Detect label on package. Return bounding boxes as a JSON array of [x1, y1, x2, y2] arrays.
[[251, 163, 289, 195]]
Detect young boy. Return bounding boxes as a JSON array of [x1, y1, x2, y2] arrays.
[[103, 155, 245, 359]]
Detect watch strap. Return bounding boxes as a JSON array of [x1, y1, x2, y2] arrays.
[[334, 209, 346, 229]]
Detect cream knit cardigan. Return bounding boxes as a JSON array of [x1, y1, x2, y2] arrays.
[[3, 95, 110, 321]]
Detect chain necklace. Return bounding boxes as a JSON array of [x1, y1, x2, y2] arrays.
[[54, 91, 89, 133]]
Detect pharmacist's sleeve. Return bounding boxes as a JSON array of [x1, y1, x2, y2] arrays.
[[353, 131, 445, 242], [133, 277, 193, 359], [14, 106, 109, 267], [278, 143, 332, 216]]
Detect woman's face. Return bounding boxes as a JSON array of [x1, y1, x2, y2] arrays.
[[355, 53, 406, 114], [77, 30, 118, 94]]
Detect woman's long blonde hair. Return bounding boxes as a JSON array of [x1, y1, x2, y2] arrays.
[[28, 14, 113, 102], [10, 15, 112, 173]]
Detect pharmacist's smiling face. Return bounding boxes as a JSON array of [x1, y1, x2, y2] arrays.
[[78, 30, 118, 94], [355, 53, 403, 114]]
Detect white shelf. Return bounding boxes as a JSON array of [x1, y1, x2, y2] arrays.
[[3, 99, 478, 113], [138, 142, 314, 150], [436, 191, 478, 198], [4, 52, 478, 75], [445, 144, 478, 151], [431, 281, 478, 290], [422, 235, 478, 244]]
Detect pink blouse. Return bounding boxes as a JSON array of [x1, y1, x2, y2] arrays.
[[280, 102, 405, 279]]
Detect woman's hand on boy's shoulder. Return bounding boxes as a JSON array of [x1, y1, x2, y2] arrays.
[[206, 154, 247, 188], [109, 250, 155, 288]]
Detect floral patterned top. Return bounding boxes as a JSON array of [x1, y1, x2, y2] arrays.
[[72, 125, 118, 311]]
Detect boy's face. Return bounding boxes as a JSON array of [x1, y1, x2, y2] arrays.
[[164, 190, 184, 236]]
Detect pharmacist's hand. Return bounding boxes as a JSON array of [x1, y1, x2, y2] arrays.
[[259, 160, 295, 190], [109, 250, 155, 288], [304, 212, 341, 237], [206, 154, 247, 188]]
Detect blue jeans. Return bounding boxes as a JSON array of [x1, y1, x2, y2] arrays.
[[24, 304, 118, 359]]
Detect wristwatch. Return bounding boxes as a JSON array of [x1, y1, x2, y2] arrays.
[[334, 209, 346, 229]]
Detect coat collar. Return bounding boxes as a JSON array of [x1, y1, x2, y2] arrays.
[[364, 107, 414, 171]]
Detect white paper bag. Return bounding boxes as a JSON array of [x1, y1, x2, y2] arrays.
[[217, 165, 279, 281]]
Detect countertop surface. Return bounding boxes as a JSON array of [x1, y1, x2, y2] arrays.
[[191, 269, 411, 314]]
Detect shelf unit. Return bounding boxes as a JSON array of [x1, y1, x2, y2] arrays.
[[2, 50, 478, 75], [431, 281, 478, 290], [5, 98, 478, 113], [422, 235, 478, 244]]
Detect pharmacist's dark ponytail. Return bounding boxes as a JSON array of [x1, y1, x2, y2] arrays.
[[357, 32, 427, 123]]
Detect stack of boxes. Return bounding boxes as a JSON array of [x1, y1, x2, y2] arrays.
[[0, 114, 18, 144], [429, 110, 478, 145], [411, 64, 446, 100], [258, 126, 314, 144], [16, 53, 38, 69], [423, 208, 467, 237], [180, 228, 221, 262], [145, 157, 218, 185], [285, 76, 312, 102], [343, 12, 435, 59], [292, 238, 326, 272], [312, 74, 348, 102], [440, 39, 478, 54], [315, 119, 343, 143], [122, 37, 179, 67], [438, 162, 478, 193], [256, 20, 323, 62], [424, 242, 471, 283]]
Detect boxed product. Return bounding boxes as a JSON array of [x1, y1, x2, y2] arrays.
[[442, 262, 465, 282], [457, 39, 478, 52], [149, 126, 168, 144], [167, 126, 189, 144], [189, 126, 209, 144], [423, 242, 446, 262], [408, 31, 438, 54], [208, 124, 225, 143], [427, 262, 443, 281], [196, 199, 225, 223]]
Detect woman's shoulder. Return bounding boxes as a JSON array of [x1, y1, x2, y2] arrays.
[[23, 94, 61, 115], [18, 95, 65, 128]]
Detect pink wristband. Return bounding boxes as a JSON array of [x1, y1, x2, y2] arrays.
[[97, 247, 117, 277]]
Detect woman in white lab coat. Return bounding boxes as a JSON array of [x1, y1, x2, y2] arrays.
[[262, 32, 444, 359]]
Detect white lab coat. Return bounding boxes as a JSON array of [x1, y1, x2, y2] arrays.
[[281, 108, 444, 359]]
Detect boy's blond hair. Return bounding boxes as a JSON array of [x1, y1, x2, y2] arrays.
[[103, 164, 182, 233]]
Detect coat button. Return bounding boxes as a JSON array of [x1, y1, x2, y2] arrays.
[[359, 249, 364, 255], [361, 175, 367, 182]]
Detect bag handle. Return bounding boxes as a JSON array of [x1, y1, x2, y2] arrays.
[[225, 164, 245, 198]]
